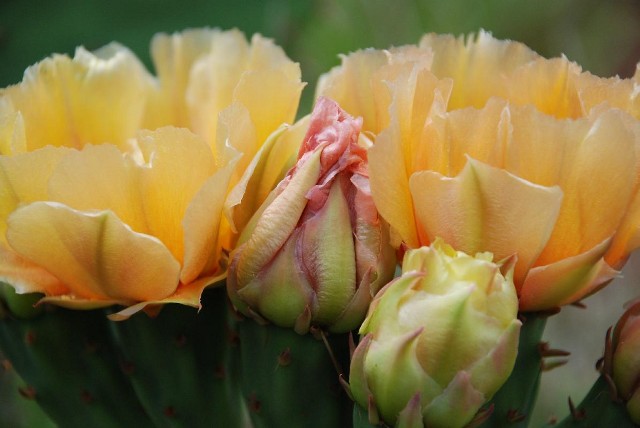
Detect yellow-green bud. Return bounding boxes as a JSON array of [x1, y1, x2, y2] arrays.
[[227, 97, 395, 334], [349, 239, 521, 428]]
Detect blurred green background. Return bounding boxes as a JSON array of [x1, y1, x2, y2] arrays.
[[1, 0, 639, 426], [1, 0, 639, 114]]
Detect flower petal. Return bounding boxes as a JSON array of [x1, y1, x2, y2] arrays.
[[506, 107, 638, 265], [108, 273, 225, 321], [410, 158, 563, 286], [6, 202, 180, 302], [2, 44, 153, 151], [519, 239, 619, 311], [0, 146, 72, 242], [369, 123, 419, 248], [0, 245, 67, 295], [234, 149, 323, 286], [136, 127, 218, 265], [419, 31, 539, 110], [181, 149, 239, 285]]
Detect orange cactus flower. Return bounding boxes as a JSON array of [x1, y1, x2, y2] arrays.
[[317, 31, 640, 311]]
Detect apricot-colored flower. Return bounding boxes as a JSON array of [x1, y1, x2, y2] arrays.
[[0, 29, 304, 317], [0, 128, 237, 317], [317, 31, 640, 311]]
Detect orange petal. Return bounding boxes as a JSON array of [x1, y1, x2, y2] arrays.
[[6, 202, 180, 302], [181, 152, 239, 285], [506, 107, 637, 265], [369, 123, 419, 248], [410, 158, 563, 286], [519, 239, 619, 311], [0, 245, 67, 295], [136, 127, 218, 265], [108, 272, 225, 321]]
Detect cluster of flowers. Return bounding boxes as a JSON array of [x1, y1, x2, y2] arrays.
[[1, 29, 639, 426]]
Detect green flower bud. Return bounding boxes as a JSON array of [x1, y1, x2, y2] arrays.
[[350, 239, 521, 428], [612, 300, 640, 423], [227, 97, 395, 334]]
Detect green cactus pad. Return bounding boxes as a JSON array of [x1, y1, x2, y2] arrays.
[[107, 286, 245, 428], [231, 316, 351, 428], [0, 300, 153, 427]]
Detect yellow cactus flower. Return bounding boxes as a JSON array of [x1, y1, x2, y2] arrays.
[[0, 128, 238, 318], [0, 29, 304, 317], [317, 31, 640, 311]]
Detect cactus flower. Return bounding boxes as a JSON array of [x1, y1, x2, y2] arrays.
[[317, 31, 640, 312], [349, 240, 521, 428], [227, 97, 396, 334], [0, 29, 303, 318], [611, 299, 640, 423]]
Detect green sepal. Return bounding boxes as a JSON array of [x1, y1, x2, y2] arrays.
[[353, 402, 385, 428], [478, 312, 548, 428]]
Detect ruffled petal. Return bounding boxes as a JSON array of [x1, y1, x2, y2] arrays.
[[1, 44, 153, 151], [410, 158, 563, 286], [6, 202, 180, 302]]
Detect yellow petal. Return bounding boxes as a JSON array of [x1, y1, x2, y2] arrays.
[[576, 70, 640, 119], [410, 158, 563, 286], [507, 57, 584, 119], [232, 68, 305, 147], [506, 107, 637, 265], [519, 239, 619, 310], [420, 31, 539, 110], [136, 127, 218, 265], [186, 32, 303, 147], [108, 272, 225, 321], [0, 245, 67, 295], [369, 123, 419, 248], [2, 44, 153, 151], [224, 118, 304, 234], [181, 151, 239, 285], [316, 49, 390, 133], [146, 28, 229, 129], [0, 99, 26, 155], [0, 146, 72, 243], [46, 144, 148, 234], [6, 202, 180, 302], [421, 99, 511, 177]]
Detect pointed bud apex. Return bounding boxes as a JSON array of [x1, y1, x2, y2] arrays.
[[350, 239, 521, 427], [227, 97, 395, 333]]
